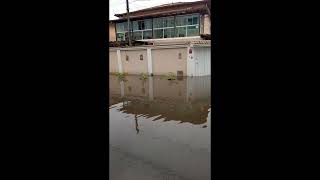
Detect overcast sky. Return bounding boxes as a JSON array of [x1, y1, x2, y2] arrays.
[[109, 0, 200, 20]]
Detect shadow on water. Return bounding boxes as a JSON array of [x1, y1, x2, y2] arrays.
[[109, 75, 211, 180]]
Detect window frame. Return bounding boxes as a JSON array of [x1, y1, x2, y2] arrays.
[[115, 13, 201, 41], [175, 14, 200, 37], [153, 16, 175, 39], [132, 19, 152, 40]]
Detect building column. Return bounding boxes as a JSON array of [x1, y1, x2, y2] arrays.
[[147, 48, 153, 76], [117, 50, 123, 73]]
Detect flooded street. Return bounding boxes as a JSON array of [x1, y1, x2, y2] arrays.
[[109, 75, 211, 180]]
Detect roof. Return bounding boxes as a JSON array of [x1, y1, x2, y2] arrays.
[[136, 37, 211, 46], [111, 1, 208, 22]]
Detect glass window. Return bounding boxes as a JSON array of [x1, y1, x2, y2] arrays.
[[164, 28, 174, 38], [153, 29, 163, 38], [187, 16, 193, 25], [187, 25, 199, 36], [144, 19, 152, 29], [143, 30, 153, 39], [176, 27, 186, 37], [116, 23, 125, 32], [164, 17, 174, 27], [132, 31, 142, 40], [176, 16, 187, 26], [132, 21, 139, 31], [153, 18, 163, 28], [116, 22, 127, 32], [138, 21, 144, 30], [193, 16, 199, 24]]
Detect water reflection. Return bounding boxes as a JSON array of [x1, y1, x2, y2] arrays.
[[109, 75, 211, 125], [109, 75, 211, 180]]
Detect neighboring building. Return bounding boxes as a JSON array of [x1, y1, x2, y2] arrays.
[[109, 21, 116, 41], [109, 1, 211, 42]]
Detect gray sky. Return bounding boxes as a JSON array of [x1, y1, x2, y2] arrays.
[[109, 0, 200, 20]]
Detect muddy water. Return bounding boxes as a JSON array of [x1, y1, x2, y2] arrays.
[[109, 75, 211, 180]]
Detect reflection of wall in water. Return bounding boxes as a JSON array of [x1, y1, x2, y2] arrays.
[[109, 75, 211, 124], [187, 76, 211, 103], [109, 75, 121, 96], [118, 99, 210, 125], [122, 75, 149, 98], [153, 76, 187, 102], [109, 75, 210, 103]]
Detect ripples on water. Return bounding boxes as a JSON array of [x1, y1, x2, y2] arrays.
[[109, 75, 211, 180]]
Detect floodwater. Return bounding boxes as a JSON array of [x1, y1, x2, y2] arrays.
[[109, 75, 211, 180]]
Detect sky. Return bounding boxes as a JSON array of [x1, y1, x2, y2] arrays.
[[109, 0, 200, 20]]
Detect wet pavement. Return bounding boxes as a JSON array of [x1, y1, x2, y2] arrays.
[[109, 75, 211, 180]]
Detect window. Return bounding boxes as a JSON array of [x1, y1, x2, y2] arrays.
[[176, 27, 186, 37], [164, 28, 175, 38], [116, 22, 129, 41], [176, 16, 187, 26], [143, 30, 153, 39], [175, 14, 200, 37], [132, 31, 142, 41], [187, 25, 199, 37], [153, 29, 163, 38], [153, 16, 174, 39], [132, 19, 152, 40], [116, 22, 127, 32], [144, 19, 152, 29], [116, 14, 200, 41], [153, 18, 164, 28]]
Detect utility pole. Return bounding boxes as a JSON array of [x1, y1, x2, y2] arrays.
[[126, 0, 132, 46]]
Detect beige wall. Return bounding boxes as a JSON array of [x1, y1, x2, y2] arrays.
[[121, 50, 148, 74], [152, 48, 187, 76], [109, 47, 189, 76], [109, 23, 116, 41], [203, 14, 211, 34], [109, 51, 118, 73]]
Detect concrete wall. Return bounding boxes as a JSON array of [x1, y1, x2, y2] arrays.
[[109, 51, 118, 73], [109, 23, 116, 41], [109, 47, 189, 76], [203, 14, 211, 34], [120, 50, 149, 75], [152, 48, 187, 76]]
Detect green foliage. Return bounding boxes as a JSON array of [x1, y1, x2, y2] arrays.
[[166, 72, 176, 80], [139, 73, 148, 80], [115, 72, 127, 81]]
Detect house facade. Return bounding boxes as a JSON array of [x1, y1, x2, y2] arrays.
[[109, 1, 211, 42], [108, 1, 211, 77]]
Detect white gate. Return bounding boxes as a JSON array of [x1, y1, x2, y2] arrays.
[[194, 47, 211, 76]]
